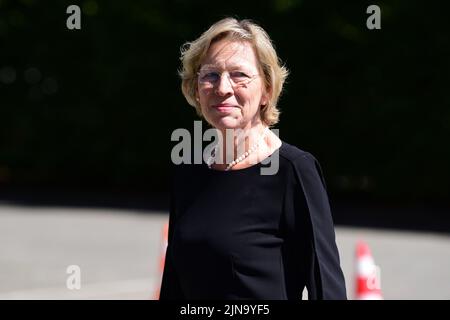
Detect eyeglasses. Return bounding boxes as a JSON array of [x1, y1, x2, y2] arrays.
[[197, 69, 259, 89]]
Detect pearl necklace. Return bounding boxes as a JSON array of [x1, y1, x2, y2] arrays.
[[207, 126, 270, 171]]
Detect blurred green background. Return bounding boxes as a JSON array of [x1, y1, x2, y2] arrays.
[[1, 1, 449, 213]]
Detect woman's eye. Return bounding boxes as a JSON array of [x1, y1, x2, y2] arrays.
[[202, 72, 220, 82], [230, 71, 249, 78]]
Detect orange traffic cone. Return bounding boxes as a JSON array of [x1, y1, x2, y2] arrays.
[[153, 222, 169, 300], [355, 240, 383, 300]]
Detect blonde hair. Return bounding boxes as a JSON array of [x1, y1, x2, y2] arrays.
[[179, 17, 289, 126]]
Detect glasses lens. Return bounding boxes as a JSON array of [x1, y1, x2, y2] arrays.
[[229, 71, 251, 86], [198, 68, 256, 87], [199, 71, 220, 84]]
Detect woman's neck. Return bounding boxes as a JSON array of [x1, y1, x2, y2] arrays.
[[215, 123, 268, 166]]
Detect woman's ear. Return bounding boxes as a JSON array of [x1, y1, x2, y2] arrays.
[[261, 86, 272, 107], [195, 89, 200, 102]]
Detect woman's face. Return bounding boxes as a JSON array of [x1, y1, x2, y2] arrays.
[[196, 39, 269, 131]]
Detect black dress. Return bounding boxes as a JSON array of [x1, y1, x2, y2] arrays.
[[160, 141, 347, 300]]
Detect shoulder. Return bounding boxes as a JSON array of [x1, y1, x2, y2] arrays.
[[279, 141, 319, 169], [279, 141, 328, 188]]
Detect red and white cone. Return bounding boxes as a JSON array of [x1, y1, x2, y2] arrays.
[[355, 240, 383, 300], [153, 222, 169, 300]]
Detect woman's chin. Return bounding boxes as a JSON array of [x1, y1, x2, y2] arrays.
[[212, 118, 241, 130]]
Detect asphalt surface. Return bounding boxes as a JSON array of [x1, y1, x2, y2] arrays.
[[0, 204, 449, 299]]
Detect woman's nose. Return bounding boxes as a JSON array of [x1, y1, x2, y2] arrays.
[[214, 73, 233, 96]]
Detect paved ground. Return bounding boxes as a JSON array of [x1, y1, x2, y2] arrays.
[[0, 204, 448, 299]]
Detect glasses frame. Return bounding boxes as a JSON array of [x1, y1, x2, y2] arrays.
[[196, 69, 260, 89]]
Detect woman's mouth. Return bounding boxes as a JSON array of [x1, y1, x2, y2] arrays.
[[212, 104, 235, 113]]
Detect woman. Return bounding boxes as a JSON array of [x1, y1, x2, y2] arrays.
[[160, 17, 347, 300]]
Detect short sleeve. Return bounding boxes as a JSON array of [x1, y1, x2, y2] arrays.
[[290, 153, 347, 300]]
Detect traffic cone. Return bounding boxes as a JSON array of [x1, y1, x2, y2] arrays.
[[355, 240, 383, 300], [153, 222, 169, 300]]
